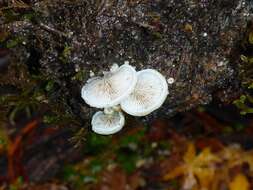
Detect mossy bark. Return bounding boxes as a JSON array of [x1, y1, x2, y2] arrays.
[[1, 0, 253, 122]]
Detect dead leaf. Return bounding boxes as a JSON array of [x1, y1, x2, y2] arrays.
[[229, 173, 249, 190]]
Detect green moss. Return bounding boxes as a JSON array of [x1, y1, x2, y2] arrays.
[[85, 133, 112, 154], [89, 159, 103, 174], [235, 29, 253, 115], [233, 123, 247, 131], [233, 95, 253, 115], [22, 12, 36, 21], [240, 55, 249, 63], [72, 70, 86, 82], [249, 32, 253, 44], [2, 5, 39, 24], [0, 31, 10, 43], [59, 44, 72, 64], [62, 165, 77, 181], [61, 165, 90, 188], [0, 127, 9, 150], [119, 129, 145, 147], [240, 55, 253, 64], [61, 163, 98, 189], [116, 150, 139, 173], [45, 80, 55, 92], [2, 9, 19, 23], [43, 115, 59, 124], [222, 126, 234, 134], [6, 36, 25, 48]]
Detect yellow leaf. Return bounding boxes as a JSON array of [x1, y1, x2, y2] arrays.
[[196, 148, 220, 164], [229, 174, 249, 190], [195, 168, 215, 189], [163, 165, 185, 180], [184, 143, 196, 163]]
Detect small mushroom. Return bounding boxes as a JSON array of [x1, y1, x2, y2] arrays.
[[91, 110, 125, 135], [120, 69, 168, 116], [81, 64, 137, 108]]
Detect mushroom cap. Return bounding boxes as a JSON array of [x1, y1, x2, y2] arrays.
[[91, 111, 125, 135], [120, 69, 168, 116], [81, 64, 137, 108]]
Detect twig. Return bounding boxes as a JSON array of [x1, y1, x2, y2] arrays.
[[7, 119, 39, 182]]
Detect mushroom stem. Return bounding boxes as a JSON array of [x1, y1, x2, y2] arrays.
[[112, 105, 121, 112], [104, 107, 114, 115], [104, 105, 122, 115]]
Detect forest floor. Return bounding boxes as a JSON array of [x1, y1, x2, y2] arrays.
[[1, 1, 253, 190], [1, 101, 253, 190]]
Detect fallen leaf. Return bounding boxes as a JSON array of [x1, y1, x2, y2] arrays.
[[229, 173, 249, 190]]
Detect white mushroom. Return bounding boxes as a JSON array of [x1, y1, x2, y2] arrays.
[[120, 69, 168, 116], [81, 64, 137, 108], [91, 110, 125, 135]]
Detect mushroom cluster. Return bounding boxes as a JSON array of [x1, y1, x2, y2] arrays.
[[81, 63, 168, 135]]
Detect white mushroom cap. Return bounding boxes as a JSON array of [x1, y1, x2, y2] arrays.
[[91, 111, 125, 135], [81, 64, 137, 108], [120, 69, 168, 116]]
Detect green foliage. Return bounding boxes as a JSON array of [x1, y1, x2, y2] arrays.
[[61, 159, 104, 188], [234, 29, 253, 115], [2, 9, 20, 23], [85, 133, 112, 154], [1, 86, 43, 124], [9, 177, 24, 190], [45, 80, 55, 92], [249, 32, 253, 44], [2, 5, 38, 23], [0, 73, 75, 126], [43, 115, 60, 124], [233, 123, 247, 131], [22, 13, 36, 21], [240, 55, 253, 64], [233, 95, 253, 115], [0, 31, 10, 43], [62, 163, 99, 189], [89, 159, 103, 174], [116, 150, 139, 173], [62, 165, 77, 181], [222, 126, 234, 134], [6, 36, 25, 48], [72, 70, 86, 82], [59, 44, 72, 64], [119, 129, 145, 147], [118, 128, 171, 172], [116, 129, 144, 173], [61, 166, 89, 188], [0, 127, 9, 150]]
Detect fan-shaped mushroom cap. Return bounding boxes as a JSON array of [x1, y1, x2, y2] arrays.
[[120, 69, 168, 116], [81, 64, 137, 108], [91, 111, 125, 135]]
